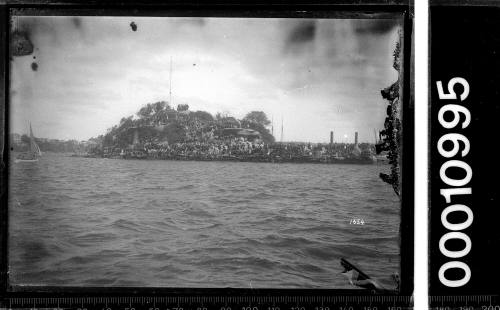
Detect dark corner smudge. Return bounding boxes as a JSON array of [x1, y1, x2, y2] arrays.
[[354, 19, 398, 35], [11, 30, 34, 57]]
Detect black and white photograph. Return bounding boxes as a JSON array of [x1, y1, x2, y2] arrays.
[[8, 13, 405, 290]]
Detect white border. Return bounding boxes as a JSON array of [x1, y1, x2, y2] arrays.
[[414, 0, 429, 309]]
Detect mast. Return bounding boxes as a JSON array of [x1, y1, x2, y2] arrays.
[[169, 57, 173, 106], [29, 122, 41, 156], [29, 122, 33, 153], [281, 116, 283, 142]]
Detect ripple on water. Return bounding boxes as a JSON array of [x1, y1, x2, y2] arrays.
[[8, 154, 401, 288]]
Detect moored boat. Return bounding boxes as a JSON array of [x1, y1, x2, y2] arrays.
[[15, 123, 42, 163]]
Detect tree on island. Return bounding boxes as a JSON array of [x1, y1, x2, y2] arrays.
[[136, 103, 154, 119], [240, 111, 274, 143], [152, 101, 166, 113], [177, 104, 189, 112], [242, 111, 271, 127], [192, 110, 214, 123], [99, 100, 277, 148], [119, 116, 134, 129]]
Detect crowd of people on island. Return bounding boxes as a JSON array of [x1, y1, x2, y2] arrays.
[[100, 135, 375, 163], [85, 103, 378, 164]]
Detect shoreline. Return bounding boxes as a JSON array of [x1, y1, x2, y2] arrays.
[[73, 154, 380, 165]]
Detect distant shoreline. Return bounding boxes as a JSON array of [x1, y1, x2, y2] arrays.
[[71, 153, 382, 165]]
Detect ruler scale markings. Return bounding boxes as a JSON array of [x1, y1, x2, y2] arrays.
[[0, 295, 418, 309]]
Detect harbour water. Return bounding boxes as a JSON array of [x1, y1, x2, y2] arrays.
[[9, 153, 400, 289]]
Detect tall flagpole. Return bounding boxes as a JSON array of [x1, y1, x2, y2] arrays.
[[281, 116, 283, 142], [169, 57, 173, 106]]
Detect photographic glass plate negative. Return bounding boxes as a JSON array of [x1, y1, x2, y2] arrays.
[[0, 2, 413, 309]]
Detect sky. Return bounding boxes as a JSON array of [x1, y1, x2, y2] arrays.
[[10, 15, 402, 143]]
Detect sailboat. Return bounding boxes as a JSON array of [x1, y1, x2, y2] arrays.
[[15, 123, 42, 163]]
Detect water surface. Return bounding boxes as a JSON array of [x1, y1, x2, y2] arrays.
[[9, 153, 400, 288]]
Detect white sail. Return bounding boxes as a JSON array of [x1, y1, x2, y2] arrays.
[[29, 123, 42, 157], [15, 122, 41, 162]]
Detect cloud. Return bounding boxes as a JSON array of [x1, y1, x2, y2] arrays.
[[10, 16, 402, 142]]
